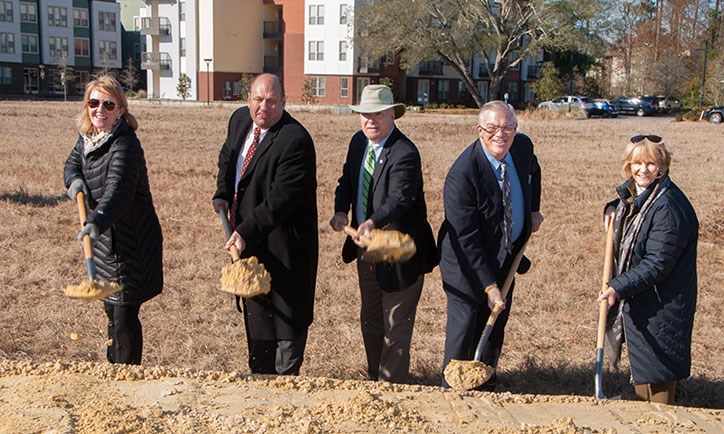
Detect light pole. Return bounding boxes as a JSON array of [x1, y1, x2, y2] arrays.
[[203, 58, 212, 106]]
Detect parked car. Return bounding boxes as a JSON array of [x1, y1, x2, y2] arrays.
[[701, 106, 724, 123], [590, 99, 619, 118], [538, 95, 594, 116], [612, 96, 658, 116], [658, 95, 682, 113]]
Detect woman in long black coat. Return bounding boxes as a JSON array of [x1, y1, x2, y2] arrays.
[[599, 135, 698, 404], [64, 76, 163, 365]]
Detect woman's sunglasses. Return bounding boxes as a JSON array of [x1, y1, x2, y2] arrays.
[[88, 99, 117, 111], [630, 134, 662, 143]]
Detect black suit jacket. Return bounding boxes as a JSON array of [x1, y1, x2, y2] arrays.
[[438, 133, 539, 304], [334, 127, 438, 292], [214, 106, 318, 340]]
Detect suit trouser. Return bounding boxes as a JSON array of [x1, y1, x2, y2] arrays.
[[357, 258, 423, 383], [247, 329, 308, 375], [104, 302, 143, 365], [441, 280, 515, 388]]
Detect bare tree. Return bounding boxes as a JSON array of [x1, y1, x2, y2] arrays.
[[119, 58, 140, 95]]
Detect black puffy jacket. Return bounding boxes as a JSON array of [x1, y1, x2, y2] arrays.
[[609, 177, 698, 385], [64, 117, 163, 306]]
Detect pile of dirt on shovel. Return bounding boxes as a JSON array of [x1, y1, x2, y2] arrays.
[[1, 360, 721, 434]]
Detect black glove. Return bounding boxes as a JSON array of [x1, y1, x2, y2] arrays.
[[77, 223, 100, 245], [67, 179, 89, 202]]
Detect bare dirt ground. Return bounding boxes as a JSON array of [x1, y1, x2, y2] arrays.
[[0, 101, 722, 433]]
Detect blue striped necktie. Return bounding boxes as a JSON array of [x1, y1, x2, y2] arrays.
[[500, 160, 513, 253], [362, 146, 376, 218]]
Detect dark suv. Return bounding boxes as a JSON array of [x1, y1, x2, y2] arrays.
[[701, 106, 724, 123], [612, 96, 659, 116]]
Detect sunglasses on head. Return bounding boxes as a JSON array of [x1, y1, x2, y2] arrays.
[[88, 98, 117, 111], [630, 134, 662, 144]]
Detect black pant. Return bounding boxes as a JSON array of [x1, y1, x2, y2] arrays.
[[247, 330, 308, 375], [104, 302, 143, 365]]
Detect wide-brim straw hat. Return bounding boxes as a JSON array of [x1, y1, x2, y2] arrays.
[[348, 85, 406, 119]]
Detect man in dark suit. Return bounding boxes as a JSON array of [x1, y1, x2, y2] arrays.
[[439, 100, 543, 390], [212, 74, 318, 376], [330, 85, 437, 383]]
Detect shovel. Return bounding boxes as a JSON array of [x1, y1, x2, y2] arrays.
[[218, 209, 270, 298], [443, 241, 528, 390], [64, 191, 121, 300], [343, 226, 416, 263], [595, 219, 616, 399]]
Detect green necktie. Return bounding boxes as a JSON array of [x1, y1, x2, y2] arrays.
[[361, 147, 375, 218]]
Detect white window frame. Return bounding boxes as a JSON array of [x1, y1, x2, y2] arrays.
[[99, 40, 118, 61], [308, 41, 324, 61], [48, 36, 68, 57], [47, 6, 68, 28], [74, 37, 89, 57], [340, 77, 349, 98], [98, 12, 116, 32], [0, 1, 13, 23], [308, 5, 324, 25], [339, 41, 347, 61], [339, 5, 348, 25], [1, 32, 15, 54], [21, 33, 38, 54], [73, 8, 88, 27], [20, 2, 36, 23], [311, 76, 326, 97]]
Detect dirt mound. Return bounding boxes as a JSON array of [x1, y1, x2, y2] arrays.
[[1, 361, 721, 433]]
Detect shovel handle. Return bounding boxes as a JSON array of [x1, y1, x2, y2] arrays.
[[75, 191, 97, 280], [343, 225, 371, 248], [219, 209, 241, 262], [597, 220, 616, 349]]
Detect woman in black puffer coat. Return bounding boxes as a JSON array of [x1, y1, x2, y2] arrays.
[[64, 76, 163, 365], [599, 135, 698, 405]]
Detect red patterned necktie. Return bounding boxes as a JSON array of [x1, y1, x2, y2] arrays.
[[231, 127, 261, 228], [500, 160, 513, 253]]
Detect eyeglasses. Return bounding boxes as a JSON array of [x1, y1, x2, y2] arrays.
[[630, 134, 662, 144], [88, 98, 117, 111], [481, 124, 517, 135]]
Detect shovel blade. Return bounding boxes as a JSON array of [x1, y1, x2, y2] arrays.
[[594, 348, 606, 399]]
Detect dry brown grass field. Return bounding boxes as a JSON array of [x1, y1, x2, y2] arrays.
[[0, 101, 721, 412]]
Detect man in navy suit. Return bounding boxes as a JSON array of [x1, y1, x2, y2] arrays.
[[330, 85, 437, 383], [438, 100, 543, 390], [212, 74, 318, 376]]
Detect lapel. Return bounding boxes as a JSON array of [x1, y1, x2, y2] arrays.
[[238, 111, 288, 182], [473, 139, 503, 206], [369, 127, 399, 195], [350, 132, 367, 197]]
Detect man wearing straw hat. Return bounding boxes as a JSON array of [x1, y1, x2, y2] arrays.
[[330, 84, 437, 383]]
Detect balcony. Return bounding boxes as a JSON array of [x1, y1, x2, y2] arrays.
[[357, 57, 380, 74], [526, 65, 541, 79], [263, 21, 283, 39], [263, 55, 283, 73], [418, 60, 443, 75], [140, 17, 171, 36], [141, 52, 172, 70]]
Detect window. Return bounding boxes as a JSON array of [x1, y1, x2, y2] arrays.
[[180, 38, 186, 57], [99, 40, 118, 61], [24, 68, 38, 93], [339, 5, 348, 25], [308, 41, 323, 61], [134, 43, 141, 61], [340, 77, 349, 98], [133, 16, 141, 31], [0, 33, 15, 54], [438, 80, 450, 100], [47, 6, 68, 27], [48, 36, 68, 57], [308, 5, 323, 25], [339, 41, 347, 61], [21, 33, 38, 54], [98, 12, 116, 32], [0, 1, 13, 22], [20, 2, 36, 22], [179, 1, 186, 21], [508, 51, 519, 70], [0, 67, 11, 85], [74, 37, 89, 57], [507, 82, 519, 101], [311, 77, 326, 97], [73, 8, 88, 27], [76, 70, 89, 93]]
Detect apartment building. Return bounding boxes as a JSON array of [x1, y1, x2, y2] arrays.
[[0, 0, 122, 97]]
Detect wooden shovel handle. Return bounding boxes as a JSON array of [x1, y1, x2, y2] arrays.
[[597, 220, 616, 349], [219, 209, 241, 262], [76, 192, 94, 261], [343, 226, 371, 248]]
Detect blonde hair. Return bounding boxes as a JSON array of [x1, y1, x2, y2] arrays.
[[76, 75, 138, 133], [621, 137, 672, 178]]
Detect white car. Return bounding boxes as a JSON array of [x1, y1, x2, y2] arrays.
[[658, 95, 682, 113], [538, 96, 594, 116]]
